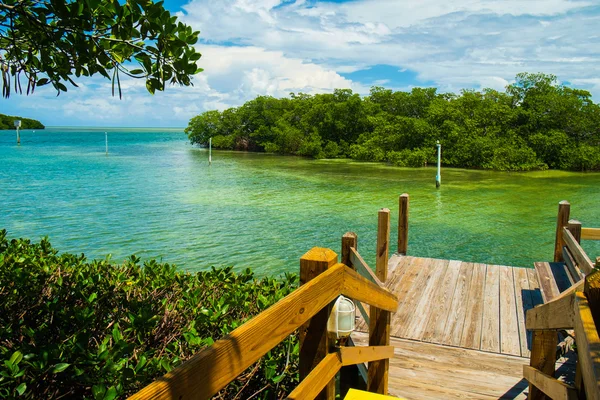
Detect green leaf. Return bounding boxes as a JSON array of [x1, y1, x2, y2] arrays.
[[92, 385, 106, 400], [15, 383, 26, 396], [9, 351, 23, 366], [51, 363, 70, 373], [103, 386, 117, 400], [88, 292, 97, 303]]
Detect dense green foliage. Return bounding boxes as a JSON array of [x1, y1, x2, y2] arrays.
[[0, 114, 44, 130], [0, 0, 202, 98], [186, 73, 600, 171], [0, 230, 299, 399]]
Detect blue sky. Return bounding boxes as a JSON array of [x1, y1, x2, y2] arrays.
[[1, 0, 600, 127]]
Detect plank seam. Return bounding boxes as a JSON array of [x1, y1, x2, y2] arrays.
[[478, 263, 489, 351]]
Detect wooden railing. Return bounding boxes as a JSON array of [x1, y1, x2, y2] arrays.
[[526, 205, 600, 400], [130, 244, 399, 400]]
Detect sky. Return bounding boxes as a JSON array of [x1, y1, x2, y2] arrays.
[[1, 0, 600, 127]]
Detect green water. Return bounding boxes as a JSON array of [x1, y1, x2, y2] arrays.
[[1, 128, 599, 275]]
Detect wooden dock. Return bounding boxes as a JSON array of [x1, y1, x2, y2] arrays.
[[357, 255, 544, 358]]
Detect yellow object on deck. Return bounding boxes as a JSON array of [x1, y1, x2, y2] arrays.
[[344, 388, 400, 399]]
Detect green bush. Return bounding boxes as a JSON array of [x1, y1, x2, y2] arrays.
[[0, 230, 299, 399]]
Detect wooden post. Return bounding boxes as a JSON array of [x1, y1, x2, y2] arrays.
[[376, 209, 390, 279], [568, 220, 582, 244], [554, 201, 570, 262], [368, 209, 391, 394], [529, 331, 558, 400], [341, 232, 358, 267], [340, 233, 356, 395], [398, 194, 409, 255], [299, 247, 338, 400]]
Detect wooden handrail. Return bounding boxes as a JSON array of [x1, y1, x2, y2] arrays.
[[286, 346, 394, 400], [526, 290, 576, 330], [563, 227, 594, 274], [573, 292, 600, 398], [523, 366, 577, 400], [131, 263, 399, 400], [582, 227, 600, 241], [350, 247, 385, 288]]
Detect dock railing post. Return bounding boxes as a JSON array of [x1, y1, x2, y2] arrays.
[[368, 209, 391, 394], [299, 247, 338, 400], [554, 201, 571, 262], [568, 219, 582, 244], [398, 194, 409, 255]]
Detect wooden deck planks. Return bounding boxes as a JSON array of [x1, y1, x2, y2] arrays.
[[378, 255, 544, 358], [513, 267, 533, 358], [480, 264, 501, 353], [460, 262, 487, 350], [421, 260, 462, 344], [499, 266, 521, 356], [441, 261, 474, 347], [400, 259, 449, 340]]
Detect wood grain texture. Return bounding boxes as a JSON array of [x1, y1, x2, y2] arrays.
[[529, 330, 559, 400], [394, 257, 443, 339], [401, 258, 448, 340], [339, 346, 395, 366], [500, 266, 521, 356], [481, 264, 501, 353], [299, 247, 338, 400], [563, 246, 583, 285], [460, 263, 487, 350], [376, 208, 390, 282], [568, 220, 582, 243], [397, 194, 409, 255], [535, 262, 561, 303], [423, 259, 462, 344], [342, 266, 399, 312], [130, 263, 345, 400], [526, 292, 575, 330], [341, 232, 358, 267], [582, 227, 600, 241], [555, 200, 571, 262], [574, 292, 600, 400], [350, 248, 385, 288], [523, 365, 577, 400], [286, 353, 341, 400], [441, 261, 474, 346], [513, 267, 533, 357], [563, 227, 595, 274]]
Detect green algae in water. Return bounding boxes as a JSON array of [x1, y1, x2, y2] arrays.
[[1, 128, 599, 275]]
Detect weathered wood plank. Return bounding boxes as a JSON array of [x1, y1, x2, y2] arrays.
[[554, 200, 571, 262], [441, 261, 474, 347], [523, 365, 577, 400], [481, 264, 501, 353], [388, 256, 427, 314], [563, 246, 583, 284], [526, 291, 575, 330], [573, 292, 600, 400], [500, 266, 521, 356], [563, 227, 595, 274], [534, 262, 561, 303], [529, 330, 559, 400], [342, 266, 399, 312], [422, 259, 462, 344], [398, 194, 409, 255], [513, 267, 532, 357], [460, 263, 487, 350], [339, 346, 395, 366], [286, 353, 341, 400], [396, 258, 447, 339], [527, 267, 544, 307], [353, 331, 533, 400], [582, 227, 600, 241], [350, 247, 385, 288], [376, 208, 390, 282]]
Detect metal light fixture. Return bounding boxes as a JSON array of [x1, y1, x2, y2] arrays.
[[327, 296, 356, 339]]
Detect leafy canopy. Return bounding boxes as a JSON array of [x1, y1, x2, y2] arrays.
[[0, 0, 203, 98]]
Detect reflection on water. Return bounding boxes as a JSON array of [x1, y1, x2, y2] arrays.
[[1, 128, 599, 275]]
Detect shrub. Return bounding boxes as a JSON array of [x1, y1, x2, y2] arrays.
[[0, 230, 299, 399]]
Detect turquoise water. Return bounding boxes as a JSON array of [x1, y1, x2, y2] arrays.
[[1, 127, 599, 275]]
